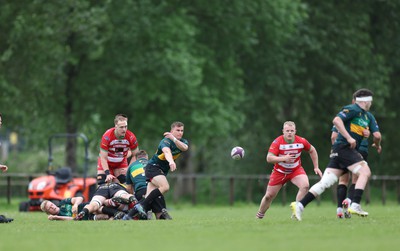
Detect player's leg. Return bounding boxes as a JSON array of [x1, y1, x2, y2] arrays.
[[112, 188, 137, 205], [113, 167, 128, 184], [256, 184, 282, 219], [256, 170, 286, 219], [347, 174, 358, 202], [290, 170, 309, 201], [76, 195, 105, 220], [347, 161, 371, 216], [291, 168, 341, 221], [337, 172, 350, 218]]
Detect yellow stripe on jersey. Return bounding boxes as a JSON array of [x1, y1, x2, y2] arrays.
[[350, 123, 365, 136], [158, 153, 181, 161], [130, 168, 144, 178], [158, 153, 166, 160]]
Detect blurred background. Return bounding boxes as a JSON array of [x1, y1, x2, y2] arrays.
[[0, 0, 399, 205]]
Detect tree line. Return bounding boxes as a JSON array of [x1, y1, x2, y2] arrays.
[[0, 0, 399, 176]]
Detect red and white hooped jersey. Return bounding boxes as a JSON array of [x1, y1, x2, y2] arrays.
[[268, 135, 311, 174], [100, 128, 138, 163]]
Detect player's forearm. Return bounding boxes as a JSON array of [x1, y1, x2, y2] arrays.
[[333, 117, 352, 141], [174, 138, 188, 151], [309, 147, 319, 170], [266, 153, 284, 163], [373, 132, 382, 147]]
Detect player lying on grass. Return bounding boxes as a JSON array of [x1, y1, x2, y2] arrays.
[[74, 182, 139, 220], [41, 195, 131, 220]]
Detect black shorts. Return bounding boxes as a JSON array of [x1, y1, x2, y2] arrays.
[[360, 151, 368, 162], [327, 144, 364, 171], [145, 163, 166, 181], [94, 183, 127, 198]]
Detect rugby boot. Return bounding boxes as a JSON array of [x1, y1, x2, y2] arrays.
[[342, 198, 352, 218], [290, 201, 303, 221], [348, 203, 368, 217]]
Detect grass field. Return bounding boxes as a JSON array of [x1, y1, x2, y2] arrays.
[[1, 201, 399, 251]]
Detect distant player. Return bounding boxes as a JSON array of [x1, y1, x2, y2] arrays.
[[291, 88, 382, 220], [97, 114, 139, 185], [256, 121, 321, 219]]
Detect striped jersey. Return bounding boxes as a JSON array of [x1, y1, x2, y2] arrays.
[[268, 135, 311, 174]]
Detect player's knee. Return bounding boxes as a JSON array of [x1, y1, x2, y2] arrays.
[[339, 173, 350, 184], [116, 174, 126, 184], [159, 185, 170, 194], [263, 192, 275, 202], [92, 199, 102, 209], [97, 174, 106, 185], [310, 172, 338, 196], [352, 161, 371, 177]]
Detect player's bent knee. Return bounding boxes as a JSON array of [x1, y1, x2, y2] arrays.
[[92, 199, 102, 208], [352, 161, 371, 177], [310, 172, 338, 196]]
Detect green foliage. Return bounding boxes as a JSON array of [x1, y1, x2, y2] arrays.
[[0, 0, 398, 175]]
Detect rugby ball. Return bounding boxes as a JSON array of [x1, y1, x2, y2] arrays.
[[231, 146, 245, 160]]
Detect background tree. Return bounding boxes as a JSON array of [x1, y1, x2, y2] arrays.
[[0, 0, 397, 184]]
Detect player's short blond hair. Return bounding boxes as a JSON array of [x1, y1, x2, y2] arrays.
[[114, 114, 128, 125], [283, 121, 296, 128], [171, 121, 184, 129], [40, 200, 50, 214]]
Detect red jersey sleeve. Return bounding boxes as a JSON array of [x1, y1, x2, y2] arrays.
[[297, 136, 311, 151], [100, 128, 113, 151], [268, 136, 282, 156], [126, 130, 139, 150]]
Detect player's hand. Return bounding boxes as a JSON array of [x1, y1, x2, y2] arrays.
[[0, 165, 8, 172], [169, 162, 177, 172], [372, 143, 382, 154], [347, 137, 356, 148], [163, 132, 175, 140], [362, 129, 370, 138], [314, 168, 323, 178], [282, 154, 296, 163], [105, 174, 116, 182], [72, 205, 78, 214]]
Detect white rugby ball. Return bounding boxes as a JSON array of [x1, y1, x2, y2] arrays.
[[231, 146, 245, 160]]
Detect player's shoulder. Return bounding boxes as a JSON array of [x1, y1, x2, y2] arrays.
[[102, 128, 115, 139], [125, 129, 136, 136], [366, 111, 377, 120], [161, 137, 172, 147], [294, 135, 309, 143]]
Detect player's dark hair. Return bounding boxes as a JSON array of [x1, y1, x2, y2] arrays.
[[354, 88, 374, 98]]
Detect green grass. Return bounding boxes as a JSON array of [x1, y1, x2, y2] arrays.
[[1, 201, 400, 251]]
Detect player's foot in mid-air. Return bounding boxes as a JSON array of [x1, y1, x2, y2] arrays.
[[348, 203, 368, 217], [290, 202, 303, 221]]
